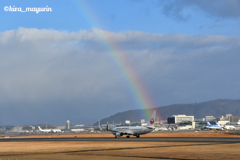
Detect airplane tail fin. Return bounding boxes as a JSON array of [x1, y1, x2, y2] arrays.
[[147, 110, 156, 127], [206, 121, 212, 127], [38, 126, 42, 130], [215, 121, 219, 126]]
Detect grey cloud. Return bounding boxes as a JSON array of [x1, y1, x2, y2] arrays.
[[160, 0, 191, 21], [160, 0, 240, 20], [188, 0, 240, 18], [0, 28, 239, 125]]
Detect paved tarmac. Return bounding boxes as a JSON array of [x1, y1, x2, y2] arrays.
[[1, 137, 240, 143]]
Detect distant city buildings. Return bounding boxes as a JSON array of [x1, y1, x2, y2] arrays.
[[230, 116, 239, 122], [1, 112, 240, 134], [205, 116, 216, 121], [226, 114, 232, 119]]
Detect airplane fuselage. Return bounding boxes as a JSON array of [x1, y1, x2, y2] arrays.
[[18, 130, 29, 134], [207, 126, 224, 130], [40, 129, 52, 133], [52, 129, 61, 132], [206, 121, 224, 130], [111, 126, 154, 136], [224, 125, 235, 130]]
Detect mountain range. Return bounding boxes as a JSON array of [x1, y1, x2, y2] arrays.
[[94, 99, 240, 125]]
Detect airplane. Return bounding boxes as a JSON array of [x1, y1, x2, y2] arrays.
[[224, 125, 236, 130], [51, 128, 61, 133], [38, 126, 52, 133], [18, 129, 30, 134], [215, 121, 236, 130], [107, 110, 156, 138], [206, 121, 224, 130], [71, 128, 85, 132], [155, 127, 168, 131], [38, 126, 61, 133], [215, 121, 224, 127]]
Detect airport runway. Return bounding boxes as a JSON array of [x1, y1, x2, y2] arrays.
[[1, 137, 240, 143]]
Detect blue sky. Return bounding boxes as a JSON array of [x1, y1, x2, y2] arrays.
[[1, 0, 239, 35], [0, 0, 240, 125]]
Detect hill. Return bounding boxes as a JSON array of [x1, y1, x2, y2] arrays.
[[94, 99, 240, 125]]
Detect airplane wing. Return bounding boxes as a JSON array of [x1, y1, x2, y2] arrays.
[[146, 126, 155, 129]]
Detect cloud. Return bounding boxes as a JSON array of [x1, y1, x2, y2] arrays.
[[0, 28, 239, 125], [160, 0, 191, 21], [208, 25, 220, 29], [190, 0, 240, 18], [160, 0, 240, 20]]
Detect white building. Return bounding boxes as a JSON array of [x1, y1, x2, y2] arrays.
[[125, 120, 130, 124], [167, 115, 194, 124], [205, 116, 216, 121]]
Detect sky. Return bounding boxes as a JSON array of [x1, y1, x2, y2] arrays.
[[0, 0, 240, 125]]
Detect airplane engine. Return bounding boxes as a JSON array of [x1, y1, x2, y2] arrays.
[[116, 132, 123, 136]]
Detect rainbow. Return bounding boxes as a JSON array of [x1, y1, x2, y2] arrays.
[[72, 0, 157, 120]]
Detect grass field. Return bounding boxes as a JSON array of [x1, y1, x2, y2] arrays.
[[1, 132, 240, 160], [1, 141, 240, 160]]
